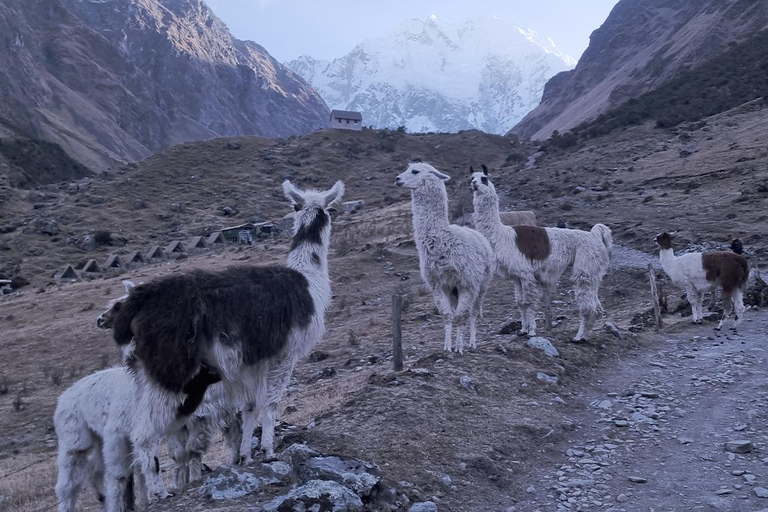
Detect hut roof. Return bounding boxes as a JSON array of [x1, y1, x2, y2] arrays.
[[59, 264, 79, 279], [82, 259, 101, 273], [146, 245, 166, 259], [103, 254, 126, 269], [165, 241, 187, 253]]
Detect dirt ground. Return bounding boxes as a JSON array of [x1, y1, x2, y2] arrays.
[[1, 103, 767, 511]]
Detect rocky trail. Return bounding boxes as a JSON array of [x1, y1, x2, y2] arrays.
[[517, 309, 768, 512]]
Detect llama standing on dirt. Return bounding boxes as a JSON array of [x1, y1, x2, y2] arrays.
[[395, 162, 496, 352], [54, 367, 161, 512], [109, 180, 343, 496], [471, 165, 612, 342], [655, 232, 748, 330]]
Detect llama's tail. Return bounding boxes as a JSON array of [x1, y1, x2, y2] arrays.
[[591, 223, 613, 251], [738, 257, 750, 290]]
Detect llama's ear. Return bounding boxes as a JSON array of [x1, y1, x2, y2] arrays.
[[429, 169, 451, 181], [282, 180, 305, 206], [481, 164, 489, 176], [122, 280, 135, 292], [323, 180, 345, 207]]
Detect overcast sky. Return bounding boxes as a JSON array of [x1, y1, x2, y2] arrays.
[[206, 0, 620, 63]]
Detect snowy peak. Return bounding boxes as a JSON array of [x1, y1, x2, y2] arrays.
[[287, 15, 574, 134]]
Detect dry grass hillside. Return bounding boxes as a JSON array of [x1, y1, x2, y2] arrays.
[[1, 103, 767, 511]]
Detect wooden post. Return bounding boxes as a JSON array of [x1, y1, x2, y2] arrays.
[[392, 295, 404, 371], [648, 263, 663, 330], [543, 289, 553, 332]]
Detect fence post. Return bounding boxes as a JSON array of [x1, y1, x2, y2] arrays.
[[648, 263, 663, 330], [392, 295, 403, 371]]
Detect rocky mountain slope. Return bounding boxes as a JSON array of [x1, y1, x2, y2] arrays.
[[0, 0, 328, 174], [512, 0, 768, 140], [288, 15, 574, 135]]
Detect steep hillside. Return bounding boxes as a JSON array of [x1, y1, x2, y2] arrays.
[[0, 0, 328, 174], [512, 0, 768, 140], [288, 16, 574, 134]]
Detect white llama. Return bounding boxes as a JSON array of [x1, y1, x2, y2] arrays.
[[395, 162, 496, 352], [54, 367, 164, 512], [655, 232, 749, 330], [108, 180, 343, 500], [471, 165, 612, 342]]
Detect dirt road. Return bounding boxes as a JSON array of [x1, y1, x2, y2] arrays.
[[516, 309, 768, 512]]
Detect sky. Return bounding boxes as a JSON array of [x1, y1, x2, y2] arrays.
[[205, 0, 621, 63]]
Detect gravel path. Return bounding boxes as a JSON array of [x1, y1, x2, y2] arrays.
[[516, 309, 768, 512]]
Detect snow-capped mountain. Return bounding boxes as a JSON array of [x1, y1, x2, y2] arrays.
[[287, 15, 575, 134]]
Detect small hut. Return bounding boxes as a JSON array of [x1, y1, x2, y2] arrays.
[[206, 232, 226, 246], [58, 264, 79, 280], [103, 255, 126, 272], [126, 251, 146, 267], [187, 236, 209, 253], [82, 259, 102, 274], [146, 245, 166, 261], [165, 241, 187, 259]]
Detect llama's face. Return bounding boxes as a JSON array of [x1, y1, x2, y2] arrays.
[[394, 162, 450, 190], [97, 280, 135, 329], [283, 180, 345, 238], [470, 165, 495, 194], [654, 232, 674, 250]]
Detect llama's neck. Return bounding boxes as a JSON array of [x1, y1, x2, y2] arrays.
[[410, 184, 451, 243], [287, 233, 332, 312], [658, 248, 679, 275], [472, 189, 502, 242]]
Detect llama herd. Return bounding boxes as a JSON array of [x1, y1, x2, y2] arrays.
[[52, 164, 750, 511]]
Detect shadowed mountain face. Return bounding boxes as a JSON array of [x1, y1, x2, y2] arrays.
[[511, 0, 768, 140], [0, 0, 329, 173]]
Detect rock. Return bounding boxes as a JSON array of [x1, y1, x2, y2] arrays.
[[409, 502, 439, 512], [459, 375, 477, 392], [218, 205, 238, 216], [616, 493, 629, 503], [526, 337, 560, 357], [536, 372, 558, 384], [39, 219, 58, 236], [226, 141, 241, 150], [132, 199, 146, 210], [755, 487, 768, 498], [79, 234, 97, 251], [628, 476, 647, 483], [440, 475, 452, 487], [276, 443, 320, 468], [603, 322, 623, 339], [677, 436, 694, 445], [301, 455, 380, 497], [87, 195, 107, 205], [198, 463, 290, 500], [725, 440, 754, 454], [287, 156, 302, 166], [526, 485, 536, 494], [499, 319, 523, 335], [596, 400, 613, 410], [264, 480, 363, 511], [614, 420, 629, 427]]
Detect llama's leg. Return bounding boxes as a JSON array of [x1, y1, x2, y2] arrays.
[[519, 278, 540, 337], [87, 439, 107, 507], [573, 278, 600, 342], [469, 280, 490, 349], [167, 426, 189, 490], [261, 358, 295, 460], [133, 466, 148, 510], [543, 287, 553, 332], [55, 448, 92, 512], [432, 288, 454, 351], [239, 402, 258, 464], [186, 417, 214, 482], [224, 412, 243, 465], [510, 276, 526, 334], [686, 287, 701, 323], [716, 290, 734, 331], [733, 289, 746, 329], [452, 288, 476, 354], [102, 435, 134, 512], [129, 383, 174, 502]]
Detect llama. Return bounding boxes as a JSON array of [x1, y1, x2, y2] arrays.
[[54, 367, 164, 512], [655, 232, 749, 330], [97, 280, 135, 329], [395, 162, 496, 352], [109, 180, 342, 495], [470, 165, 612, 342], [499, 210, 536, 227]]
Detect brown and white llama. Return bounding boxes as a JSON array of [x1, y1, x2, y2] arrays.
[[655, 232, 749, 330], [471, 165, 612, 342], [108, 180, 343, 502]]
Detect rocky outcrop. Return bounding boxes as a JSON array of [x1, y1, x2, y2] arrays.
[[511, 0, 768, 140], [0, 0, 328, 174]]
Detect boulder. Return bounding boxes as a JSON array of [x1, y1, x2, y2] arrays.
[[198, 462, 291, 501], [263, 480, 363, 511]]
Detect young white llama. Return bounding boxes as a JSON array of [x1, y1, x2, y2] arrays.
[[395, 162, 496, 352], [655, 232, 749, 330], [54, 366, 164, 512], [109, 180, 343, 498], [471, 165, 612, 342]]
